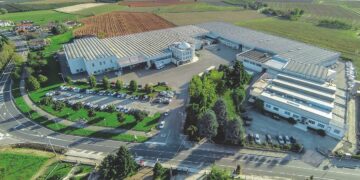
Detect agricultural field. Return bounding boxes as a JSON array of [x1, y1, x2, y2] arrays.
[[71, 2, 243, 16], [120, 0, 191, 7], [56, 3, 107, 13], [0, 0, 95, 12], [159, 10, 267, 25], [266, 2, 360, 25], [74, 12, 175, 38], [236, 17, 360, 77], [0, 10, 82, 25], [0, 148, 54, 180]]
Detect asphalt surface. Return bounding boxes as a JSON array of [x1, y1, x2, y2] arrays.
[[0, 59, 360, 179]]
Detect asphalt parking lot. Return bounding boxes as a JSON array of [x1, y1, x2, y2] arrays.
[[52, 90, 170, 115]]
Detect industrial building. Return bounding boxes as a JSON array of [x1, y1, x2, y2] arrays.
[[63, 22, 346, 139]]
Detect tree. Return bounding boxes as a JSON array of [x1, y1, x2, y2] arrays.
[[13, 53, 24, 66], [144, 84, 153, 94], [131, 110, 148, 122], [72, 102, 83, 111], [99, 146, 137, 179], [129, 80, 137, 92], [224, 118, 244, 145], [102, 76, 110, 89], [53, 101, 65, 111], [212, 99, 227, 127], [40, 97, 52, 106], [106, 104, 115, 113], [207, 166, 231, 180], [51, 24, 67, 35], [186, 125, 198, 139], [231, 61, 248, 87], [38, 74, 48, 84], [117, 112, 125, 122], [88, 109, 96, 117], [153, 162, 166, 180], [115, 79, 123, 90], [65, 76, 72, 84], [26, 75, 40, 90], [234, 164, 241, 175], [197, 110, 218, 139], [88, 75, 97, 88], [0, 8, 7, 15], [232, 87, 246, 113]]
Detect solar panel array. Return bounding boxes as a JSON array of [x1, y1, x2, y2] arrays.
[[197, 22, 340, 65]]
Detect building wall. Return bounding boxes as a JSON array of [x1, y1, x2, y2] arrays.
[[67, 58, 86, 74], [84, 56, 119, 75], [263, 102, 344, 139], [236, 56, 264, 72]]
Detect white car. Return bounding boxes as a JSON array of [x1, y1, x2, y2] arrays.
[[254, 134, 261, 144], [159, 121, 165, 129]]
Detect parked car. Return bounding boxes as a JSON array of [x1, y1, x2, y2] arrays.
[[266, 134, 272, 144], [284, 136, 291, 144], [159, 121, 165, 129], [254, 134, 261, 144], [290, 136, 297, 144], [278, 135, 285, 145]]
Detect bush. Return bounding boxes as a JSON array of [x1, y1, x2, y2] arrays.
[[291, 143, 303, 152], [26, 75, 41, 90], [117, 112, 125, 122], [318, 19, 352, 30], [286, 118, 297, 125], [131, 110, 148, 122], [88, 109, 96, 117], [106, 105, 116, 113], [316, 129, 326, 136], [37, 74, 48, 84], [53, 101, 65, 111], [40, 97, 52, 106], [72, 102, 83, 111]]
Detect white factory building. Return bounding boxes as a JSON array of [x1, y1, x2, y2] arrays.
[[64, 22, 346, 139]]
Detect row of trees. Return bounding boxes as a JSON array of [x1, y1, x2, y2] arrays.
[[225, 0, 267, 10], [88, 75, 140, 92], [186, 62, 249, 145], [261, 8, 304, 21], [23, 52, 49, 90]]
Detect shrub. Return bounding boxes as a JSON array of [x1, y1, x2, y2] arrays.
[[53, 101, 65, 111], [106, 105, 116, 113], [117, 112, 125, 122], [316, 129, 326, 136], [72, 102, 83, 111], [131, 110, 148, 122], [318, 19, 352, 30], [26, 75, 40, 90], [286, 118, 297, 125], [88, 109, 96, 117], [40, 97, 52, 106], [37, 74, 48, 84]]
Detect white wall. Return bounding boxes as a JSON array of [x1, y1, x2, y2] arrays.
[[67, 58, 86, 74], [263, 102, 344, 140], [84, 56, 119, 75]]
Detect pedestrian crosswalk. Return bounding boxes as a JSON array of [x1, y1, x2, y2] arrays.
[[65, 149, 106, 161]]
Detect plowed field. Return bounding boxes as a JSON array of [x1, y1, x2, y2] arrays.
[[74, 12, 175, 38]]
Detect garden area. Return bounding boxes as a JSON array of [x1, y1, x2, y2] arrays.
[[185, 62, 250, 145]]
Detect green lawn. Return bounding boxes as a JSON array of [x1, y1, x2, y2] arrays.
[[0, 10, 82, 25], [0, 151, 50, 180], [236, 17, 360, 78], [38, 162, 73, 180], [223, 90, 237, 120], [43, 31, 74, 57]]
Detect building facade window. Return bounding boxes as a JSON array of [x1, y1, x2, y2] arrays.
[[308, 120, 315, 125], [317, 123, 325, 128], [333, 129, 340, 134], [293, 114, 299, 119], [284, 111, 291, 116], [273, 107, 279, 111], [265, 104, 271, 108]]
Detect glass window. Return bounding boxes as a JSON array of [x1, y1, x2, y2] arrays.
[[334, 129, 340, 134], [273, 107, 279, 111], [265, 104, 271, 108], [317, 123, 325, 128], [308, 120, 315, 125], [285, 111, 291, 115]]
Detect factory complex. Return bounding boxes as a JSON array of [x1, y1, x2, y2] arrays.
[[63, 22, 345, 139]]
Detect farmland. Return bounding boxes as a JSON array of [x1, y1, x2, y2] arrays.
[[120, 1, 191, 7], [74, 12, 175, 38], [159, 10, 266, 25], [0, 0, 95, 12], [0, 10, 82, 25], [236, 17, 360, 77], [265, 2, 360, 25]]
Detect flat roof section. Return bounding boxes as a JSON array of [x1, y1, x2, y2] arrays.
[[197, 22, 340, 65], [282, 60, 329, 81], [237, 49, 272, 63]]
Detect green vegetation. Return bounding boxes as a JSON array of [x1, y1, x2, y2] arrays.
[[318, 19, 352, 30], [236, 17, 360, 79], [186, 62, 249, 144], [99, 146, 138, 179], [223, 0, 267, 10], [207, 166, 232, 180], [261, 7, 304, 21], [43, 30, 73, 56], [0, 150, 51, 180], [38, 162, 73, 180], [153, 162, 169, 180], [0, 35, 16, 71], [0, 10, 82, 25]]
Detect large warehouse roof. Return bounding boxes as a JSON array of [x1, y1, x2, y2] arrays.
[[197, 22, 340, 65], [64, 25, 208, 61]]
